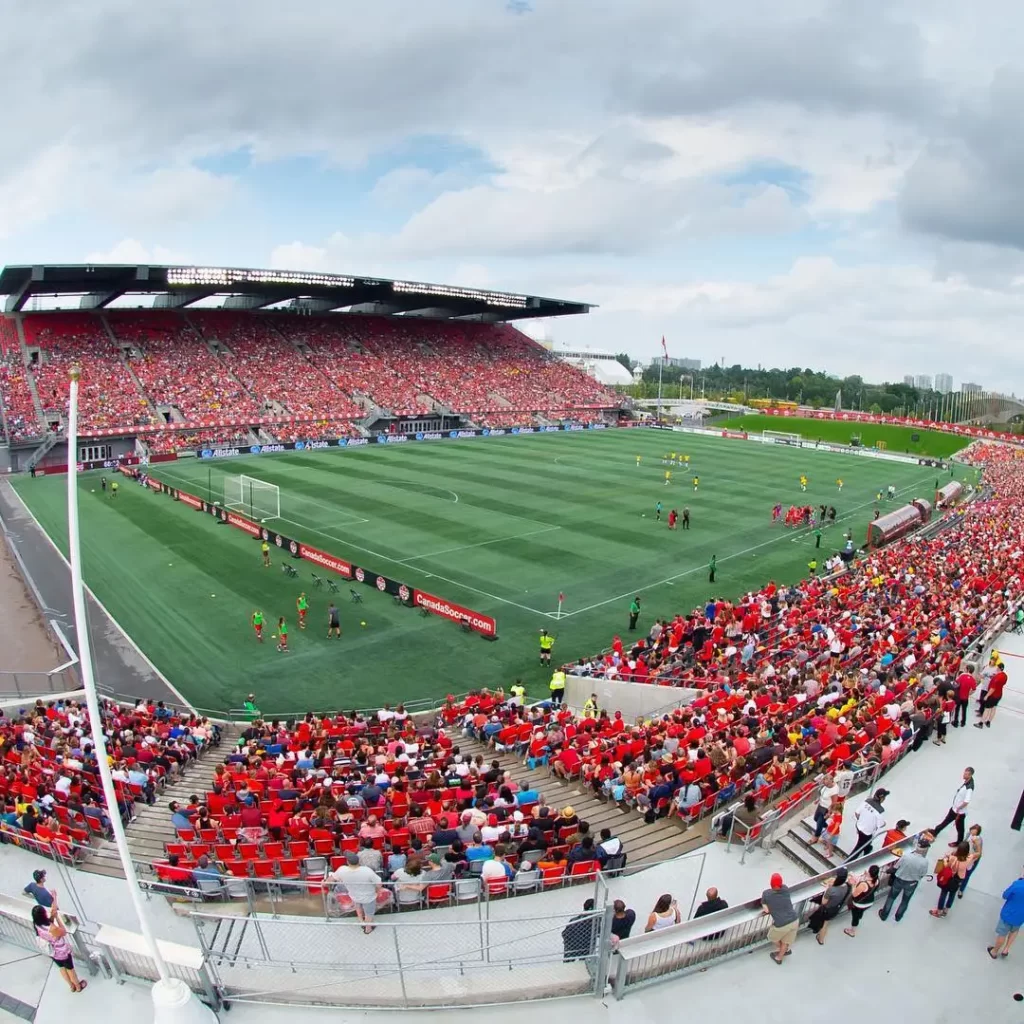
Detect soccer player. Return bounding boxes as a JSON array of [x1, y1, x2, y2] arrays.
[[100, 476, 107, 493], [799, 474, 808, 492], [110, 479, 119, 498], [875, 490, 883, 503], [296, 592, 308, 630], [683, 454, 690, 467], [261, 540, 271, 567], [814, 526, 822, 549], [670, 452, 677, 465], [539, 629, 555, 665], [636, 454, 642, 467], [772, 503, 782, 522], [327, 602, 341, 638], [836, 478, 844, 491], [708, 554, 717, 583], [664, 469, 672, 486], [692, 475, 699, 492], [276, 617, 289, 653], [887, 484, 896, 500], [808, 557, 818, 575], [682, 506, 690, 530], [668, 508, 677, 530], [828, 506, 837, 522], [252, 609, 264, 643], [655, 501, 663, 521]]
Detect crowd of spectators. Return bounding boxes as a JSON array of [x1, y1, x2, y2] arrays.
[[0, 312, 617, 441], [151, 693, 625, 907], [190, 313, 363, 421], [22, 315, 154, 433], [545, 441, 1023, 821], [0, 697, 220, 859], [0, 351, 41, 441], [107, 312, 264, 423], [144, 429, 256, 455]]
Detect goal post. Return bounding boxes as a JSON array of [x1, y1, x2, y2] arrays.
[[224, 474, 281, 522], [762, 430, 803, 446]]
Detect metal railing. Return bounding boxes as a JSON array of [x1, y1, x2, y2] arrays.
[[192, 901, 612, 1009], [0, 666, 81, 700], [610, 834, 911, 998]]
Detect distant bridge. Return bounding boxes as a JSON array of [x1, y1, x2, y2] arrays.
[[634, 399, 756, 415]]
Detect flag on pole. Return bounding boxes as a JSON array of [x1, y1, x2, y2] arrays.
[[661, 336, 668, 359], [558, 592, 565, 604]]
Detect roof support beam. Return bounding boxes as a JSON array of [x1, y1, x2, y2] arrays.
[[288, 298, 340, 313], [4, 265, 45, 312], [154, 289, 217, 309], [79, 288, 126, 310], [223, 295, 272, 310]]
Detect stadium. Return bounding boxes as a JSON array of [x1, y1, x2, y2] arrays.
[[2, 264, 1024, 1023]]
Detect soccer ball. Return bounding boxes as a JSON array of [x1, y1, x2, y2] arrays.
[[360, 621, 367, 627], [91, 489, 95, 493], [641, 513, 646, 517]]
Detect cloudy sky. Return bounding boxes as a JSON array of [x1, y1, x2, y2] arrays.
[[2, 0, 1023, 392]]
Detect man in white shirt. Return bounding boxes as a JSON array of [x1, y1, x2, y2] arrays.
[[846, 788, 889, 861], [329, 852, 382, 934], [811, 773, 839, 843], [480, 846, 513, 883], [931, 767, 975, 846]]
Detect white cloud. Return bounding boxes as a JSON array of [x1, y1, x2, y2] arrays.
[[84, 239, 192, 264], [2, 0, 1024, 390]]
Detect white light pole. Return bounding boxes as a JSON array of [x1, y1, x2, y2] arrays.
[[65, 369, 217, 1023]]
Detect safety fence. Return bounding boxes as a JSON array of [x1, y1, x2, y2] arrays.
[[192, 896, 613, 1009], [0, 666, 81, 700], [610, 834, 911, 998]]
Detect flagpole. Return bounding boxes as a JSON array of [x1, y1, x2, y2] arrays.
[[65, 367, 218, 1024], [557, 592, 564, 620], [657, 359, 663, 424]]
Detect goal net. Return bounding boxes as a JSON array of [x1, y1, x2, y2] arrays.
[[762, 430, 803, 446], [224, 474, 281, 521]]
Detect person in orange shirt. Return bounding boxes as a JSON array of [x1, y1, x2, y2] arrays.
[[822, 801, 844, 858]]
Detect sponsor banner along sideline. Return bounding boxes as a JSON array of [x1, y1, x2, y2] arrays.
[[119, 467, 497, 637], [412, 590, 497, 638]]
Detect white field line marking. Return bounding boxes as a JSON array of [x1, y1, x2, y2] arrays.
[[397, 525, 561, 564], [154, 467, 554, 617], [555, 471, 938, 619], [4, 481, 198, 712]]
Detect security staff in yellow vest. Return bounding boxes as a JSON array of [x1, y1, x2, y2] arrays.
[[539, 629, 555, 665], [548, 669, 566, 706], [583, 694, 599, 717], [509, 682, 526, 706]]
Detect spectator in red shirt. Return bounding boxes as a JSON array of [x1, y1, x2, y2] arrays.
[[953, 669, 975, 728]]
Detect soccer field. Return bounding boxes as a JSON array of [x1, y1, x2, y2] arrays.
[[11, 430, 970, 714]]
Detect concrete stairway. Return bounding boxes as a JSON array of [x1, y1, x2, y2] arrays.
[[774, 815, 852, 878], [455, 734, 707, 866], [79, 724, 241, 878]]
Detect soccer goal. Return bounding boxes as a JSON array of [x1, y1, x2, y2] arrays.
[[224, 474, 281, 522], [762, 430, 803, 446]]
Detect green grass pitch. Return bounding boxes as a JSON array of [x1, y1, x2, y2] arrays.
[[716, 415, 968, 459], [11, 430, 972, 715]]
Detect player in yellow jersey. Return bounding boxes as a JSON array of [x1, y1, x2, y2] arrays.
[[261, 540, 271, 567], [799, 474, 808, 492], [683, 454, 690, 467], [692, 475, 699, 492], [664, 470, 672, 486], [836, 478, 843, 491], [636, 454, 642, 467]]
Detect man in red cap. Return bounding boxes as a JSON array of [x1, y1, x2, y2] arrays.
[[761, 873, 799, 964]]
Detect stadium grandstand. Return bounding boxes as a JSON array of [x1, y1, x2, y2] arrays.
[[0, 264, 623, 467]]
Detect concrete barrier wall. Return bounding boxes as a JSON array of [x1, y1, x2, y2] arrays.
[[564, 675, 699, 720]]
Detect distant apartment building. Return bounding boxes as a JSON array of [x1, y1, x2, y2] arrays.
[[961, 382, 983, 395], [934, 373, 954, 394], [903, 375, 915, 387], [915, 374, 933, 391]]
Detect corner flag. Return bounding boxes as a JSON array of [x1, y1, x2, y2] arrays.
[[661, 336, 668, 359]]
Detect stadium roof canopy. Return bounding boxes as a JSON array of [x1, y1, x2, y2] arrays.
[[0, 264, 592, 322]]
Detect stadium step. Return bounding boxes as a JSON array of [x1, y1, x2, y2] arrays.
[[455, 734, 707, 866], [77, 723, 242, 879], [773, 819, 851, 878]]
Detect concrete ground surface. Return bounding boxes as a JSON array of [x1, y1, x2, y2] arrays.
[[1, 629, 1023, 1021]]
